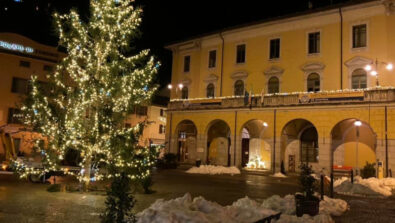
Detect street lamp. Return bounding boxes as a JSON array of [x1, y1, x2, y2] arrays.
[[354, 120, 361, 175], [364, 58, 393, 86]]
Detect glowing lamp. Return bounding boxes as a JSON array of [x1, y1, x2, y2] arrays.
[[354, 120, 362, 127], [370, 70, 378, 76], [263, 122, 268, 127], [167, 84, 172, 89], [386, 63, 393, 71], [178, 83, 183, 89], [364, 64, 372, 71]]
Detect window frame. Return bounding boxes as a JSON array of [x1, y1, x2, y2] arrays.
[[19, 60, 30, 68], [235, 44, 246, 64], [307, 73, 321, 92], [269, 38, 281, 60], [206, 83, 215, 98], [181, 86, 189, 99], [11, 77, 30, 94], [351, 68, 367, 89], [183, 55, 191, 73], [350, 22, 369, 52], [234, 79, 245, 96], [268, 76, 280, 94], [208, 49, 217, 69], [307, 31, 321, 55]]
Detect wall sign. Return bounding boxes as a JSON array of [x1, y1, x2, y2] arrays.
[[0, 40, 34, 53]]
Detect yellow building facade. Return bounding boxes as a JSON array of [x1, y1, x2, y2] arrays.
[[165, 0, 395, 175]]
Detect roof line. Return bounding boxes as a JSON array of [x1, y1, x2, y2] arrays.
[[164, 0, 377, 48]]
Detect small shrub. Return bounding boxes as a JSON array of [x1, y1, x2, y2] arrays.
[[299, 163, 317, 199], [361, 162, 376, 179], [141, 176, 154, 194], [47, 184, 61, 192]]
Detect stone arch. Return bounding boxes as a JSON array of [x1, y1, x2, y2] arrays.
[[174, 120, 198, 163], [239, 119, 271, 170], [330, 118, 377, 174], [280, 119, 319, 172], [205, 119, 231, 166]]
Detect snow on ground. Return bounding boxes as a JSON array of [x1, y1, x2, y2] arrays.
[[334, 176, 395, 197], [186, 165, 241, 175], [137, 193, 348, 223], [271, 172, 287, 178]]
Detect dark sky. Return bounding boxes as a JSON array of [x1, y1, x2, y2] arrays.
[[0, 0, 361, 87]]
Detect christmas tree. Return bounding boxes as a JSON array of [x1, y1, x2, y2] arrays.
[[16, 0, 158, 189]]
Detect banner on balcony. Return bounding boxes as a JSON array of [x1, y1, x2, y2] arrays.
[[299, 91, 364, 103]]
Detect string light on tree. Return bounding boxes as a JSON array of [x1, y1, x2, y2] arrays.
[[17, 0, 159, 187]]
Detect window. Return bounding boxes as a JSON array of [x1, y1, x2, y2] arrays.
[[269, 38, 280, 59], [268, 77, 279, 94], [236, 44, 246, 64], [181, 87, 188, 99], [7, 108, 23, 124], [19, 60, 30, 68], [234, 80, 244, 96], [134, 106, 147, 116], [183, 55, 190, 72], [352, 24, 367, 48], [43, 65, 53, 72], [206, 83, 215, 98], [159, 124, 166, 134], [160, 109, 164, 117], [208, 50, 216, 68], [11, 77, 29, 94], [308, 32, 320, 54], [351, 68, 367, 89], [300, 127, 318, 163], [307, 73, 320, 92]]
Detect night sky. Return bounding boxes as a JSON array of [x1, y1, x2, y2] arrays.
[[0, 0, 364, 88]]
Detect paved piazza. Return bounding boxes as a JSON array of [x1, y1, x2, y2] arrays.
[[0, 169, 394, 222]]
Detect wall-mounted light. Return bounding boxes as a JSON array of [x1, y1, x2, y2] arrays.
[[364, 64, 372, 71], [178, 83, 183, 89], [167, 84, 172, 89], [263, 122, 268, 127], [370, 70, 378, 76], [386, 63, 393, 71]]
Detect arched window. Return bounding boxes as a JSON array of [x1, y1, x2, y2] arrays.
[[268, 76, 279, 94], [307, 73, 320, 92], [234, 80, 244, 96], [352, 68, 367, 89], [181, 87, 188, 99], [300, 127, 318, 163], [206, 83, 215, 98]]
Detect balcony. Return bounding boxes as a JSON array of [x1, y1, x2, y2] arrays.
[[168, 87, 395, 111]]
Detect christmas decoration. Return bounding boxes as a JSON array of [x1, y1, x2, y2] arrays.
[[16, 0, 159, 188]]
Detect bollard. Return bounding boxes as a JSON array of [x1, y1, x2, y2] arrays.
[[330, 173, 334, 198], [351, 170, 354, 184], [320, 174, 324, 200]]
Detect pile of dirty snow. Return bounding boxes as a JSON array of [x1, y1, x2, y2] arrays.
[[271, 172, 287, 178], [186, 165, 241, 175], [137, 193, 348, 223], [334, 176, 395, 197]]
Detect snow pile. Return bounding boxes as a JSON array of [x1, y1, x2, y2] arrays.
[[334, 176, 395, 197], [186, 165, 241, 175], [137, 194, 348, 223], [272, 172, 287, 178]]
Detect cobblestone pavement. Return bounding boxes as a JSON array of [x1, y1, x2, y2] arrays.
[[1, 169, 394, 222]]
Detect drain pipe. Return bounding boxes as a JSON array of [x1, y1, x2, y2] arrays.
[[273, 109, 277, 173], [234, 111, 238, 166], [385, 106, 389, 177], [219, 32, 225, 96], [339, 7, 344, 89]]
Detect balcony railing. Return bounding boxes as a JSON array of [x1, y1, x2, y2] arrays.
[[168, 88, 395, 110]]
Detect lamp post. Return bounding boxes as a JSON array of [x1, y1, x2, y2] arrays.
[[364, 58, 393, 87], [167, 83, 184, 98], [354, 120, 362, 176]]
